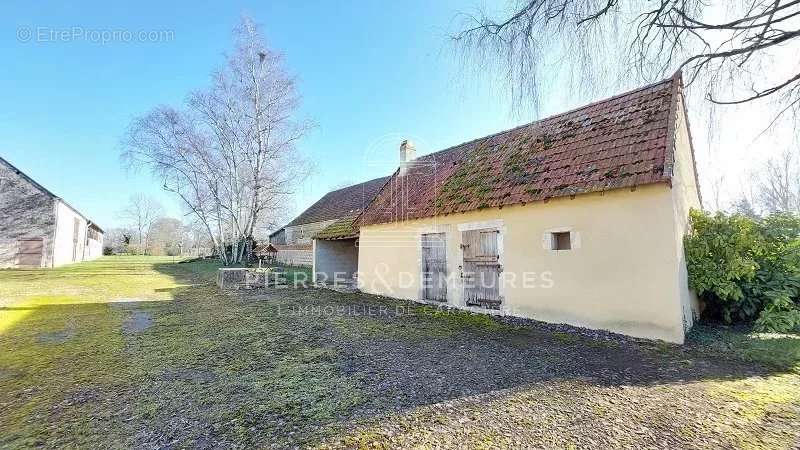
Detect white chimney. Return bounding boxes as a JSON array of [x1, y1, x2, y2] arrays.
[[399, 139, 416, 176]]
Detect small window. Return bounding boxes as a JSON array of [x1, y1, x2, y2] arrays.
[[551, 232, 571, 251]]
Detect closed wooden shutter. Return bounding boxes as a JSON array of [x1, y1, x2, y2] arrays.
[[461, 229, 502, 309], [421, 233, 447, 301]]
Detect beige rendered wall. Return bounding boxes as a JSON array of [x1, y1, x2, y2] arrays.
[[313, 238, 359, 283], [358, 184, 691, 343], [669, 97, 703, 329]]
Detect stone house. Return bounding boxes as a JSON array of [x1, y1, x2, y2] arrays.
[[316, 73, 702, 343], [0, 156, 104, 268]]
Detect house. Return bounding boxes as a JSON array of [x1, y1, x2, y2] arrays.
[[317, 73, 702, 343], [268, 176, 389, 267], [0, 156, 104, 268]]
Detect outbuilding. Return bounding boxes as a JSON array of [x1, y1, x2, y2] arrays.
[[0, 156, 104, 268], [350, 73, 701, 343]]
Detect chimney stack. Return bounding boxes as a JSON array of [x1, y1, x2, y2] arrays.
[[399, 139, 416, 176]]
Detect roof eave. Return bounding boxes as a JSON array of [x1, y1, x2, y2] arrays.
[[360, 180, 674, 227]]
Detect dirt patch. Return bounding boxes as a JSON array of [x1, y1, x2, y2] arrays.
[[36, 330, 75, 344], [0, 367, 23, 381], [122, 311, 152, 334]]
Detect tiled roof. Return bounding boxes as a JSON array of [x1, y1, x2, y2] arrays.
[[286, 176, 390, 227], [358, 74, 684, 227], [314, 216, 358, 240]]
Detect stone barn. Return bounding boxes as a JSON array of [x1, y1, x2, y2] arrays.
[[0, 156, 104, 268]]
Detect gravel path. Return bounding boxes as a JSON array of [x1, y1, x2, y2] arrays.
[[255, 289, 797, 449]]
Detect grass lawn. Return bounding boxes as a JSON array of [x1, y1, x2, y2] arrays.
[[1, 256, 798, 448]]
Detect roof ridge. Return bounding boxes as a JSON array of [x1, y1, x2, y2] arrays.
[[358, 77, 683, 226], [324, 175, 390, 195], [416, 76, 676, 162], [0, 155, 104, 232], [285, 175, 391, 227], [0, 155, 58, 199]]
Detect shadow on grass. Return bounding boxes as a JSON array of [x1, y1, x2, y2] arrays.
[[153, 260, 798, 446], [0, 258, 797, 448]]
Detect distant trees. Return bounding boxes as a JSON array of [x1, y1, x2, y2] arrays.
[[112, 203, 211, 256], [103, 227, 133, 255], [122, 17, 309, 265], [117, 194, 164, 255], [730, 146, 800, 217], [148, 217, 184, 256], [757, 149, 800, 214]]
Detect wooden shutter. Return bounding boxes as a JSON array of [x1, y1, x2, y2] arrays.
[[461, 229, 502, 309]]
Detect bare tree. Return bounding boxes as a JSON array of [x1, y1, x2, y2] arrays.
[[707, 173, 726, 212], [181, 219, 212, 257], [148, 217, 184, 255], [756, 147, 800, 212], [452, 1, 800, 128], [104, 227, 134, 254], [123, 17, 310, 265], [117, 194, 164, 255]]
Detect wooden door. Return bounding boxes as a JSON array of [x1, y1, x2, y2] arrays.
[[461, 229, 502, 309], [421, 233, 447, 301], [17, 238, 43, 267]]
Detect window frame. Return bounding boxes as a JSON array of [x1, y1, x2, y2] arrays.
[[551, 231, 572, 251], [542, 228, 580, 252]]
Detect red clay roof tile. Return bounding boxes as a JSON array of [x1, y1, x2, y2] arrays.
[[358, 74, 683, 227], [287, 176, 390, 227]]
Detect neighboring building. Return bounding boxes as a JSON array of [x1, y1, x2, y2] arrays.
[[268, 177, 388, 267], [268, 227, 286, 245], [318, 73, 702, 343], [0, 156, 104, 268]]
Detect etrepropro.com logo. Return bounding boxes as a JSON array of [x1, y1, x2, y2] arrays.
[[17, 26, 174, 44]]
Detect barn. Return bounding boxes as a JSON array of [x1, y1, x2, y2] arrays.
[[325, 73, 702, 343], [0, 156, 104, 268]]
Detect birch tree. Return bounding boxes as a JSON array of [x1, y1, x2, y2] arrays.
[[123, 17, 309, 264]]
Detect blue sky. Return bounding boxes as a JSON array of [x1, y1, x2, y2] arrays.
[[0, 1, 654, 231]]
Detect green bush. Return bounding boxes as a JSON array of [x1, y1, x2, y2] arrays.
[[685, 209, 800, 332]]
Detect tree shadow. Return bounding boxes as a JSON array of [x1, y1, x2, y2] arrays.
[[0, 259, 795, 449]]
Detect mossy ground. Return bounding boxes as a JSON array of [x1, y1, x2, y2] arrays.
[[1, 257, 799, 448]]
